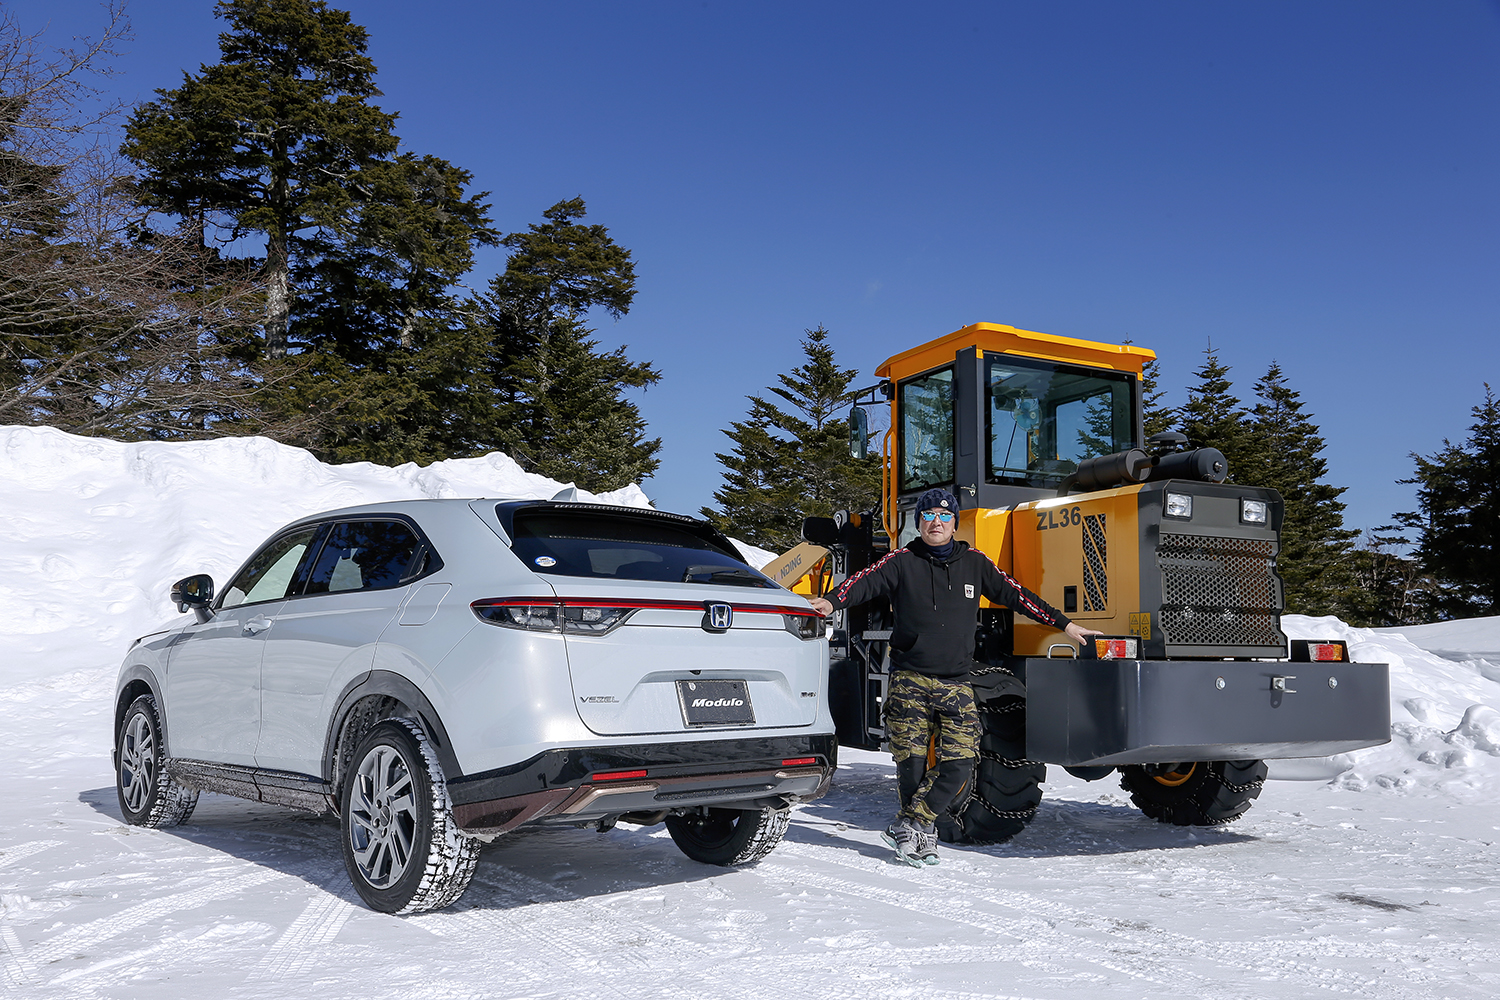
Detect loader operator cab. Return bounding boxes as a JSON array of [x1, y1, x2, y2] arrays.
[[859, 325, 1151, 546]]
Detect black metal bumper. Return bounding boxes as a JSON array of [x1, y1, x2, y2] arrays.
[[445, 733, 839, 835], [1024, 658, 1390, 766]]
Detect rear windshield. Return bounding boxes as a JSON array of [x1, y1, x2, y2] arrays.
[[509, 510, 776, 588]]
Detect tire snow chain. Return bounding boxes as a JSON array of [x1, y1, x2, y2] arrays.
[[1209, 771, 1266, 795], [969, 665, 1017, 677], [972, 794, 1038, 821], [978, 701, 1024, 715], [977, 749, 1043, 767]]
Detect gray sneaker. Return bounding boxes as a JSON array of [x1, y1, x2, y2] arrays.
[[914, 822, 940, 865], [880, 816, 924, 867]]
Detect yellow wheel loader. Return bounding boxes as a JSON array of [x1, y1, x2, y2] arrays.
[[800, 323, 1390, 843]]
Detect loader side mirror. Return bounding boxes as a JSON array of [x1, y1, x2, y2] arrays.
[[802, 517, 840, 546], [848, 405, 869, 460]]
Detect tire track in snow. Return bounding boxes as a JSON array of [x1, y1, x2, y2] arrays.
[[441, 866, 925, 1000], [750, 863, 1128, 989], [242, 888, 357, 985], [756, 851, 1308, 1000], [775, 843, 1383, 998], [26, 870, 277, 967], [0, 926, 41, 991], [0, 840, 61, 871]]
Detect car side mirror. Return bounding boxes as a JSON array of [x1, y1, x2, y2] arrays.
[[802, 517, 840, 546], [171, 574, 215, 623]]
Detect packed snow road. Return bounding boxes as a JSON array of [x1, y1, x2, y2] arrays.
[[2, 736, 1496, 999]]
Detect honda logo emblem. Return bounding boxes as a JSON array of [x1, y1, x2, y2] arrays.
[[703, 602, 733, 633]]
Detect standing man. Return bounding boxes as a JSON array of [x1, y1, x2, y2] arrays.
[[810, 488, 1100, 867]]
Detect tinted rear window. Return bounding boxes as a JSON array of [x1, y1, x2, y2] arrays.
[[510, 511, 775, 588]]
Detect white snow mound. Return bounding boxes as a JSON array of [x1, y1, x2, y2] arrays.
[[0, 425, 649, 689]]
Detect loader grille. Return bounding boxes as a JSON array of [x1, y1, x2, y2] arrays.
[[1156, 532, 1284, 648], [1081, 514, 1107, 611]]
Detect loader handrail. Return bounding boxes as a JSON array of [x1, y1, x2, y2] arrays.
[[882, 428, 897, 541]]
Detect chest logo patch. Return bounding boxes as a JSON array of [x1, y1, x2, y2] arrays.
[[965, 584, 975, 599]]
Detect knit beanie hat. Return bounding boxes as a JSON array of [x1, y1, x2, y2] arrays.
[[914, 488, 959, 514]]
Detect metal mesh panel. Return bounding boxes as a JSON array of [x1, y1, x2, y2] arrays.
[[1157, 533, 1283, 647], [1082, 514, 1107, 611]]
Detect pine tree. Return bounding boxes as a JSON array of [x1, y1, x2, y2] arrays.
[[274, 154, 497, 464], [1178, 346, 1259, 482], [119, 0, 414, 358], [1397, 386, 1500, 619], [1246, 362, 1357, 615], [703, 326, 881, 551], [119, 0, 496, 461], [478, 198, 660, 491], [1140, 354, 1177, 438]]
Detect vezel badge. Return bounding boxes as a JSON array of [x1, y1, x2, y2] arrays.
[[965, 584, 975, 599]]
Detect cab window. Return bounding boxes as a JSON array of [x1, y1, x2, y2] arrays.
[[987, 355, 1134, 486], [899, 367, 955, 492]]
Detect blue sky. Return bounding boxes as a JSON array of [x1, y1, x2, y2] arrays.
[[19, 1, 1500, 534]]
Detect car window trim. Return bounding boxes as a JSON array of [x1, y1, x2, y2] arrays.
[[215, 524, 324, 611], [284, 513, 445, 601]]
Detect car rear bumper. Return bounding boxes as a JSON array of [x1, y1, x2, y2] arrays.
[[446, 733, 838, 834]]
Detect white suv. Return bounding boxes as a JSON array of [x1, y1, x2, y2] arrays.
[[113, 500, 835, 912]]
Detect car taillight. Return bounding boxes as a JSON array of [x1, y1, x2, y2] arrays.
[[781, 757, 818, 766], [784, 612, 823, 640], [471, 600, 635, 635], [592, 769, 648, 781]]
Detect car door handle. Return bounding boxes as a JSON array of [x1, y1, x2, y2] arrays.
[[243, 617, 274, 635]]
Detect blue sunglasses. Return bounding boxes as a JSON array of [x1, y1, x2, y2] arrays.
[[919, 511, 955, 523]]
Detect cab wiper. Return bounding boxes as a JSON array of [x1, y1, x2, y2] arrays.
[[682, 565, 764, 585]]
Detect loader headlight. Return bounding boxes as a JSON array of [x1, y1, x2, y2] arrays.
[[1164, 492, 1193, 519], [1240, 499, 1268, 524]]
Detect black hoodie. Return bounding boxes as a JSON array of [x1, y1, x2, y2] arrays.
[[825, 538, 1071, 678]]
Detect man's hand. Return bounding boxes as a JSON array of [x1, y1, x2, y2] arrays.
[[1065, 621, 1103, 646], [809, 597, 833, 617]]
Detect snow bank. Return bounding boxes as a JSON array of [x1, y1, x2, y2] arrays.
[[0, 425, 650, 690], [1280, 614, 1500, 799]]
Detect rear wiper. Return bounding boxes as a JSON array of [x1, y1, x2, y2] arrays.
[[682, 565, 764, 585]]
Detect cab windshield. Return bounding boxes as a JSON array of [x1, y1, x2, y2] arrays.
[[988, 355, 1135, 485]]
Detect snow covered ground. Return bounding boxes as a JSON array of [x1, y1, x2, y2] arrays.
[[2, 427, 1498, 998]]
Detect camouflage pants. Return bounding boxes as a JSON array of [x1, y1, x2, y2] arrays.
[[884, 670, 979, 825]]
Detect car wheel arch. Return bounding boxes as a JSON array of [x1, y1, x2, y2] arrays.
[[322, 671, 460, 790], [115, 669, 164, 761]]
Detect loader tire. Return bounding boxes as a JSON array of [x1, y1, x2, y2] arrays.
[[1119, 759, 1267, 826], [937, 672, 1043, 845]]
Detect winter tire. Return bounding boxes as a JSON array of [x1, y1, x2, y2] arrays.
[[1119, 759, 1267, 826], [665, 805, 791, 866], [116, 694, 198, 827], [939, 671, 1044, 845], [339, 718, 480, 914]]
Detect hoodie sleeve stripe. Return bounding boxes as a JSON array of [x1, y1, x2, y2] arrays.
[[976, 549, 1064, 626], [835, 548, 904, 605]]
